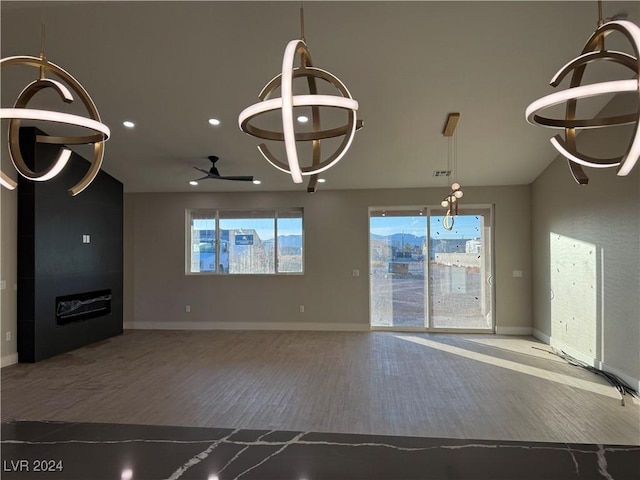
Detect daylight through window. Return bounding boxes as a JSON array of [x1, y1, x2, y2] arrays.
[[188, 209, 303, 274]]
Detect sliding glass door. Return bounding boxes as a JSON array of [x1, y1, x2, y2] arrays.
[[369, 208, 427, 328], [428, 207, 493, 330], [369, 206, 493, 331]]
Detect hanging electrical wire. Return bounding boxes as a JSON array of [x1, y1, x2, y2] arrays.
[[533, 346, 638, 406], [440, 113, 463, 230]]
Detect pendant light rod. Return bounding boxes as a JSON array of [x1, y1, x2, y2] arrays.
[[39, 23, 47, 79], [300, 3, 305, 42], [597, 0, 606, 51], [39, 1, 47, 79], [40, 23, 45, 55], [454, 127, 458, 184], [598, 0, 604, 27], [40, 1, 46, 53]]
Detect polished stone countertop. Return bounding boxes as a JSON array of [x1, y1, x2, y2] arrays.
[[2, 421, 639, 479]]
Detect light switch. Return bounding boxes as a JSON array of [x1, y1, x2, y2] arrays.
[[0, 280, 6, 290], [512, 270, 523, 278]]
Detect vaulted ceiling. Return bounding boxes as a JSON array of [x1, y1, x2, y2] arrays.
[[2, 1, 638, 192]]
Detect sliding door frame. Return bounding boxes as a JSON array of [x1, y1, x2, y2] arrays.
[[368, 204, 495, 333], [425, 204, 495, 333]]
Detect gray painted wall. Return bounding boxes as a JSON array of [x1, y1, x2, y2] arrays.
[[531, 123, 639, 385], [124, 185, 532, 331]]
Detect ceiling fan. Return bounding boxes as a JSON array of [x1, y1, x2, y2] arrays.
[[191, 156, 254, 183]]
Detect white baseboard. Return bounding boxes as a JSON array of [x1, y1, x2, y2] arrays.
[[533, 329, 640, 393], [1, 353, 18, 368], [599, 363, 640, 395], [533, 329, 597, 366], [127, 321, 369, 332], [495, 326, 533, 335], [532, 328, 551, 345]]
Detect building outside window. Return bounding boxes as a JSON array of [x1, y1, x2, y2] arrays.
[[187, 209, 303, 275]]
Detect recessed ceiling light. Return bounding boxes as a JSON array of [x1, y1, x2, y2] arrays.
[[252, 179, 261, 185], [297, 115, 309, 123], [189, 181, 198, 186], [208, 118, 221, 126], [317, 178, 326, 183], [123, 121, 135, 128], [121, 469, 133, 480]]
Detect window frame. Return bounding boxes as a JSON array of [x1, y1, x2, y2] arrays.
[[186, 208, 304, 276]]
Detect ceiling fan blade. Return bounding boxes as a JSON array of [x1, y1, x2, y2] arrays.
[[219, 176, 254, 182], [192, 157, 254, 182], [192, 175, 210, 181]]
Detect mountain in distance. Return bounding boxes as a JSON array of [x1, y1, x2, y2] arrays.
[[371, 233, 426, 247], [278, 234, 303, 248], [263, 235, 303, 248], [270, 233, 466, 249]]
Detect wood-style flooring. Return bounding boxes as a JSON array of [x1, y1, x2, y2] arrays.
[[2, 330, 639, 445]]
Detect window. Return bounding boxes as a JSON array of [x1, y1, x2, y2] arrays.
[[276, 210, 304, 273], [187, 209, 303, 274], [190, 212, 216, 273]]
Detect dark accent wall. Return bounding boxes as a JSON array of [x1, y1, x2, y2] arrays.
[[17, 127, 123, 362]]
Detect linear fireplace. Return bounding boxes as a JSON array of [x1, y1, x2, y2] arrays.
[[55, 290, 112, 326]]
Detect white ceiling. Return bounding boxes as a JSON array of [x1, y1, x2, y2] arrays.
[[2, 1, 638, 193]]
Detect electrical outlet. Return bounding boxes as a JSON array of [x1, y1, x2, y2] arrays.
[[0, 280, 6, 290], [5, 331, 11, 342], [352, 270, 360, 277], [299, 305, 305, 313], [512, 270, 523, 278], [185, 305, 191, 313]]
